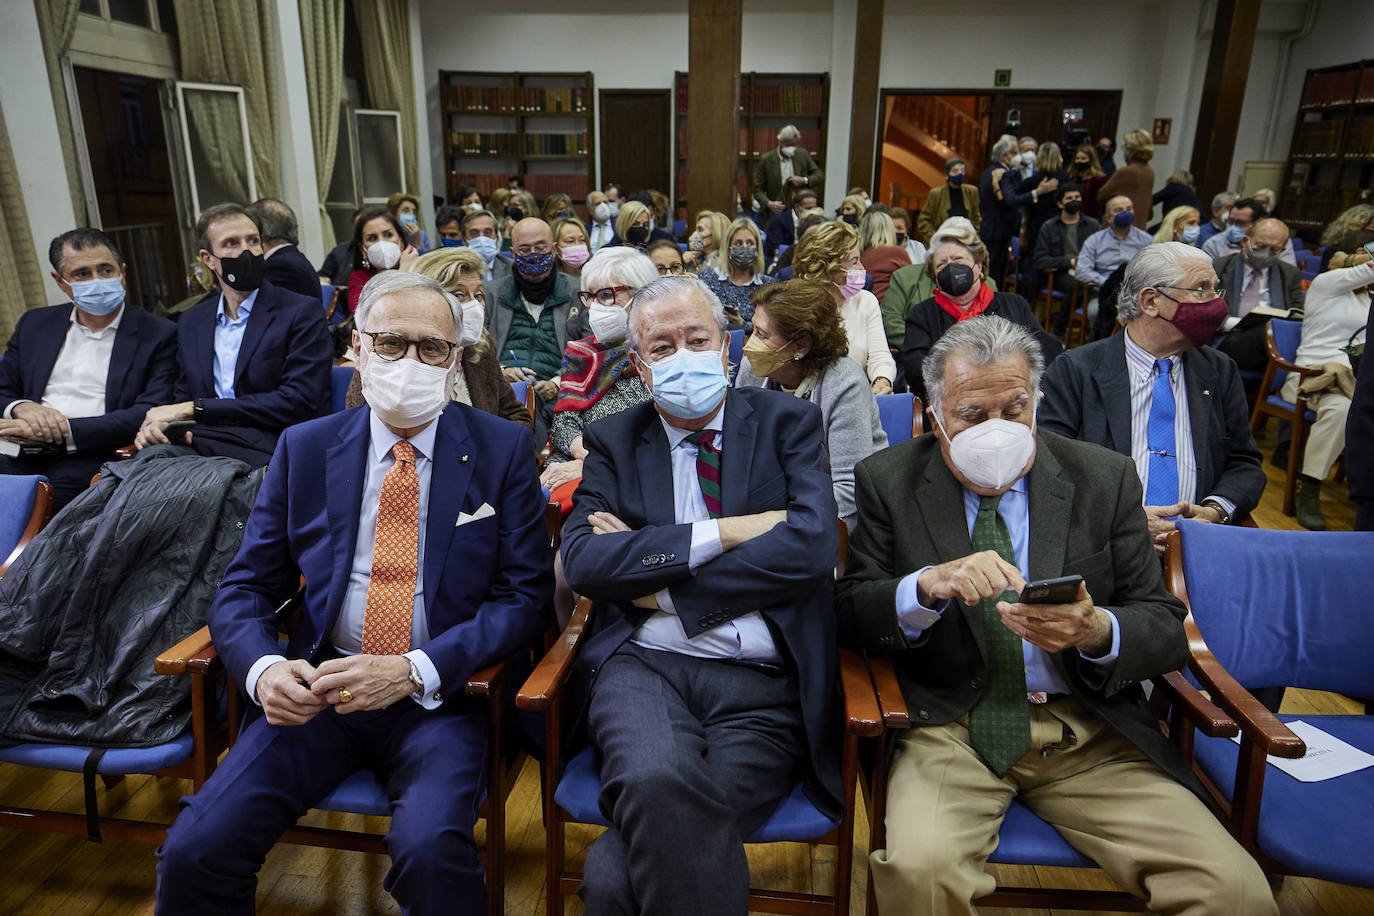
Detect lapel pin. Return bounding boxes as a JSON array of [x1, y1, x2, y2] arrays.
[[461, 454, 469, 462], [1203, 389, 1210, 396]]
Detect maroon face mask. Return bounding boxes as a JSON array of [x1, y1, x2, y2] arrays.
[[1161, 295, 1229, 348]]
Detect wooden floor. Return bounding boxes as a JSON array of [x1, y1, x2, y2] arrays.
[[1, 428, 1368, 915]]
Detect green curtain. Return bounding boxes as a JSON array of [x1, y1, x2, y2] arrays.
[[355, 0, 419, 196], [299, 0, 345, 248], [33, 0, 85, 226], [0, 101, 53, 348], [172, 0, 280, 200]]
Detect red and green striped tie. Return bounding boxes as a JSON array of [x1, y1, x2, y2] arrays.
[[689, 430, 723, 519]]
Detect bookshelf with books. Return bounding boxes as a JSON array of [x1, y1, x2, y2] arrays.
[[1282, 60, 1374, 235], [439, 70, 595, 204], [674, 72, 828, 218]]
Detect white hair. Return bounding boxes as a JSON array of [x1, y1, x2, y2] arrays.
[[991, 134, 1019, 161], [1211, 190, 1238, 210], [355, 270, 460, 339], [778, 124, 801, 143], [581, 247, 660, 294], [923, 315, 1044, 417], [1117, 242, 1214, 322], [625, 275, 728, 354]]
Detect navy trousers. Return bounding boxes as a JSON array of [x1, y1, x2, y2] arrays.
[[156, 696, 488, 915], [580, 642, 805, 916], [0, 452, 106, 513]]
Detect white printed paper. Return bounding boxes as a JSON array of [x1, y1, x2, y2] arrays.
[[1232, 719, 1374, 783]]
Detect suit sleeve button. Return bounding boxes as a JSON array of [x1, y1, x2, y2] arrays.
[[918, 709, 930, 720]]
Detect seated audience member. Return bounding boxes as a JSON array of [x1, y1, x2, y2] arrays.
[[793, 221, 895, 392], [388, 192, 429, 255], [1155, 205, 1201, 245], [485, 217, 588, 440], [1196, 190, 1238, 247], [318, 207, 363, 286], [602, 182, 624, 213], [1152, 171, 1203, 227], [433, 204, 466, 247], [773, 211, 826, 279], [685, 209, 729, 274], [764, 186, 818, 265], [1252, 188, 1278, 216], [559, 274, 843, 916], [343, 248, 534, 443], [452, 182, 483, 211], [614, 200, 670, 251], [888, 206, 927, 265], [1281, 247, 1373, 529], [836, 314, 1276, 916], [155, 270, 551, 915], [541, 193, 575, 224], [1096, 129, 1155, 225], [1212, 217, 1305, 372], [698, 217, 775, 327], [248, 199, 322, 301], [0, 229, 176, 510], [858, 209, 911, 302], [133, 204, 331, 467], [1201, 198, 1298, 267], [1067, 145, 1108, 221], [753, 124, 824, 222], [1077, 195, 1152, 323], [646, 239, 686, 277], [1040, 242, 1265, 550], [839, 193, 868, 225], [899, 231, 1059, 401], [552, 215, 591, 281], [883, 217, 999, 352], [585, 190, 619, 251], [539, 247, 657, 493], [1032, 185, 1100, 338], [735, 279, 887, 529], [346, 207, 418, 314], [918, 157, 981, 244], [1319, 204, 1374, 271], [462, 208, 507, 285], [501, 191, 539, 251]]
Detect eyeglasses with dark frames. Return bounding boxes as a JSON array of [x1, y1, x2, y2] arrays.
[[360, 330, 457, 366]]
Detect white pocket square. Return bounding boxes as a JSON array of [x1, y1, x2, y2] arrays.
[[455, 502, 496, 526]]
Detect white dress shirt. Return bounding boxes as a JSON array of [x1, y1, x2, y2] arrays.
[[245, 411, 443, 709], [4, 304, 124, 452], [630, 404, 782, 663], [589, 220, 614, 251]]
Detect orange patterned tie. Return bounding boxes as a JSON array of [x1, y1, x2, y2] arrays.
[[361, 439, 420, 655]]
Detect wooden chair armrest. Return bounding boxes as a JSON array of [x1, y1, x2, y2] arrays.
[[515, 596, 593, 711], [838, 648, 883, 738], [1153, 669, 1236, 738], [1185, 619, 1305, 758], [865, 653, 910, 729], [465, 658, 508, 698], [156, 625, 215, 676], [1271, 355, 1321, 378]]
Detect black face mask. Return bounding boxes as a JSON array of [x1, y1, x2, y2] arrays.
[[217, 249, 265, 292], [626, 226, 650, 248], [505, 205, 525, 221], [513, 261, 557, 304], [936, 262, 976, 297], [1062, 200, 1082, 215], [896, 233, 908, 247], [841, 213, 858, 226]]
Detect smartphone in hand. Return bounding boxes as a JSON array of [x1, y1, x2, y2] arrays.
[[1019, 574, 1084, 604]]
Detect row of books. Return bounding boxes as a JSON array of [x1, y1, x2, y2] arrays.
[[675, 127, 822, 158], [675, 81, 824, 116], [1344, 117, 1374, 158], [447, 172, 592, 200], [441, 84, 589, 114], [1291, 120, 1347, 158], [1282, 185, 1371, 226], [446, 131, 591, 157], [1300, 67, 1374, 108]]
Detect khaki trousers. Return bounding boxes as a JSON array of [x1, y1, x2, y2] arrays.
[[1281, 374, 1351, 480], [871, 698, 1276, 916]]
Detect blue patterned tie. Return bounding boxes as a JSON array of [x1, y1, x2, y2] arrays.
[[1145, 358, 1179, 508]]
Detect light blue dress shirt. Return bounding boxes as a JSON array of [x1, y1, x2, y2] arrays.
[[893, 475, 1121, 694], [212, 288, 260, 398]]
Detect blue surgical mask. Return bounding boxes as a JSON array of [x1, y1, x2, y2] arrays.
[[1180, 224, 1201, 244], [646, 346, 728, 419], [70, 276, 126, 316], [1112, 210, 1135, 230], [467, 236, 499, 263], [440, 237, 464, 248], [607, 201, 620, 217], [398, 212, 418, 227], [1225, 224, 1246, 245]]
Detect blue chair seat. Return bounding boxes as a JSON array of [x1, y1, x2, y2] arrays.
[[553, 748, 837, 843], [1266, 393, 1315, 422], [331, 365, 354, 413], [876, 393, 915, 445], [0, 474, 46, 564], [0, 732, 195, 775], [989, 800, 1094, 868], [1192, 714, 1374, 887], [317, 768, 488, 819]]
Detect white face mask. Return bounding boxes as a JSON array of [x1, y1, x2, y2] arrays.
[[593, 202, 611, 223], [361, 349, 453, 428], [367, 239, 401, 270], [588, 303, 629, 345], [936, 414, 1036, 490], [465, 201, 481, 212], [780, 145, 797, 158], [459, 300, 484, 347]]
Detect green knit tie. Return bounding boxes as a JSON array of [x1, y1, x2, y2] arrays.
[[967, 494, 1032, 776]]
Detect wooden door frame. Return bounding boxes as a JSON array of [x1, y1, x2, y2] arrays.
[[598, 88, 672, 193], [873, 88, 1123, 192]]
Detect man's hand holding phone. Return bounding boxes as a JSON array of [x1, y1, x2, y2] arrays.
[[998, 575, 1111, 656]]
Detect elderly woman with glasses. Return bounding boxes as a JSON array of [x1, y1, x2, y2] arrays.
[[539, 247, 661, 492]]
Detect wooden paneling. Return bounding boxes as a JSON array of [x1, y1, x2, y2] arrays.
[[1188, 0, 1262, 205], [599, 90, 671, 197], [846, 0, 884, 191], [685, 0, 742, 217]]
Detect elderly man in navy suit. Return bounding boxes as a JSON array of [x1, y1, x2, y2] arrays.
[[134, 203, 332, 466], [155, 270, 552, 914], [559, 274, 842, 915], [0, 228, 176, 509]]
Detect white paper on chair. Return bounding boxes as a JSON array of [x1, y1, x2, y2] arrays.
[[1232, 719, 1374, 782]]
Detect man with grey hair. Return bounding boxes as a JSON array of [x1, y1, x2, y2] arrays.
[[837, 313, 1276, 916], [1196, 190, 1238, 247], [157, 269, 551, 915], [559, 274, 843, 915], [752, 124, 824, 221], [1040, 242, 1264, 548], [980, 134, 1058, 287], [248, 198, 321, 300]]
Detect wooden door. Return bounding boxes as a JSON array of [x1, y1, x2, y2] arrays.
[[599, 90, 671, 195]]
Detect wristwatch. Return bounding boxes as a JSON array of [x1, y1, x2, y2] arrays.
[[1200, 498, 1232, 525], [407, 660, 425, 696], [192, 398, 204, 422]]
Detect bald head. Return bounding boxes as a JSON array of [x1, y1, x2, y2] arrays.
[[1248, 217, 1289, 249], [511, 218, 553, 250]]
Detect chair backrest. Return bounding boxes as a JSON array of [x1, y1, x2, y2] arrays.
[[0, 475, 50, 576], [673, 219, 687, 240], [876, 393, 916, 445], [509, 380, 534, 418], [1177, 521, 1374, 696], [727, 329, 744, 383], [330, 365, 353, 413], [1009, 236, 1020, 257], [1267, 318, 1303, 394], [320, 283, 335, 312], [1291, 236, 1305, 252]]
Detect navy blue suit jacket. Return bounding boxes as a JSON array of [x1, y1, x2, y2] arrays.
[[764, 209, 796, 263], [263, 245, 324, 302], [175, 280, 332, 465], [209, 403, 551, 696], [0, 303, 177, 452], [978, 162, 1035, 243], [561, 387, 844, 818]]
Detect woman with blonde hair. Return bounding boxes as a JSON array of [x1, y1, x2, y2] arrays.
[[1154, 205, 1202, 245], [839, 193, 868, 226], [1319, 204, 1374, 270], [686, 209, 731, 273], [857, 209, 911, 302], [541, 193, 576, 223], [613, 200, 655, 249], [1097, 128, 1155, 224], [1016, 141, 1068, 270], [550, 215, 590, 280], [793, 220, 895, 392], [1067, 145, 1108, 220], [698, 217, 774, 325]]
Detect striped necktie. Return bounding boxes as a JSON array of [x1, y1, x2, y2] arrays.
[[1145, 358, 1180, 509], [688, 429, 722, 519]]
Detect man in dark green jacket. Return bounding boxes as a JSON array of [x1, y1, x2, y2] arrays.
[[753, 125, 823, 224]]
